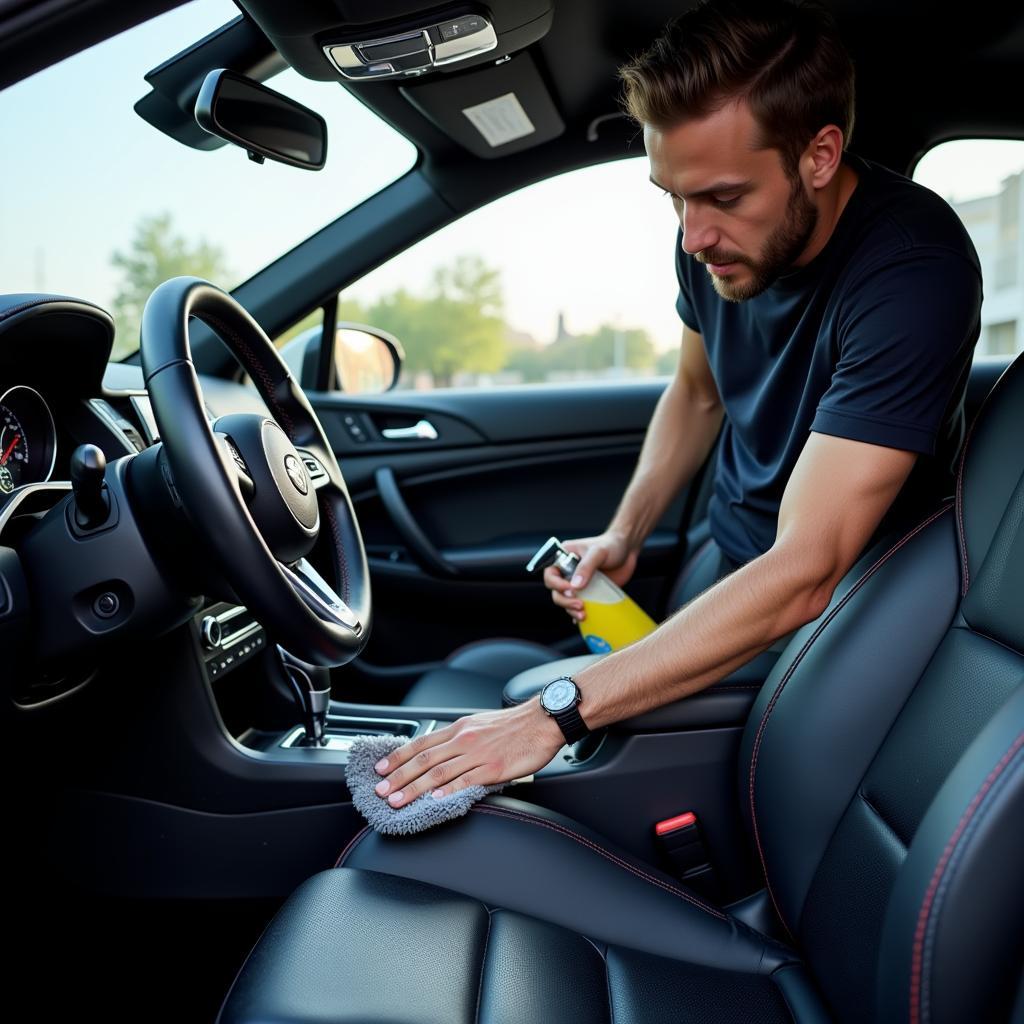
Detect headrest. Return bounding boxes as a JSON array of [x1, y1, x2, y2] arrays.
[[957, 353, 1024, 651]]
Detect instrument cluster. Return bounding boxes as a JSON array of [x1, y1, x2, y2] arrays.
[[0, 385, 57, 496]]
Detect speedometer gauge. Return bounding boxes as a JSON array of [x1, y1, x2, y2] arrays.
[[0, 386, 57, 494]]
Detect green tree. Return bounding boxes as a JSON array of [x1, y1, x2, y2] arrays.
[[365, 254, 507, 387], [109, 212, 231, 359], [543, 324, 656, 374]]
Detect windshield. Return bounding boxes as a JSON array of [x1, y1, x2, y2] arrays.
[[0, 0, 417, 359]]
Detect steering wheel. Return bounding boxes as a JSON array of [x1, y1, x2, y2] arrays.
[[139, 277, 371, 667]]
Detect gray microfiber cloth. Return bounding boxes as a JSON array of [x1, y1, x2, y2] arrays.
[[345, 734, 507, 836]]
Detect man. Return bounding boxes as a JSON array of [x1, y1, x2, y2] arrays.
[[371, 0, 981, 808]]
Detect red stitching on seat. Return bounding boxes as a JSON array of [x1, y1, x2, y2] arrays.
[[909, 730, 1024, 1024], [332, 806, 725, 920], [471, 804, 727, 920], [747, 504, 953, 936], [334, 824, 371, 867]]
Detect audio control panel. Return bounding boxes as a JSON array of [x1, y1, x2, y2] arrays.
[[194, 601, 266, 679]]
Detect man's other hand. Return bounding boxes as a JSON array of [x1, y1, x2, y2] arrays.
[[543, 531, 639, 622]]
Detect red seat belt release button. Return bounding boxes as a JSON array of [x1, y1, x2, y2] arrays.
[[653, 811, 718, 899], [656, 811, 697, 835]]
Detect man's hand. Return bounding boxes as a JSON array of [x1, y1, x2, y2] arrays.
[[544, 531, 638, 623], [372, 700, 566, 808]]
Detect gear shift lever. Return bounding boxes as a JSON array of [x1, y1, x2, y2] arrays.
[[276, 645, 332, 746], [70, 443, 110, 529]]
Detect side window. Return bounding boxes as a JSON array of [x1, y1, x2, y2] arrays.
[[913, 140, 1024, 358], [339, 158, 681, 390], [274, 307, 324, 349]]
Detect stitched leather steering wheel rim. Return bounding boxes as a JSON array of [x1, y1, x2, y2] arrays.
[[140, 276, 372, 667]]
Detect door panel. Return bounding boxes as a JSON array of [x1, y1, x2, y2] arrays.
[[309, 381, 703, 696]]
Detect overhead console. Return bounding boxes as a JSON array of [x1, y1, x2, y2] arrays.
[[237, 1, 553, 83]]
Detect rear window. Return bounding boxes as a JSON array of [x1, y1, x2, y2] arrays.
[[913, 139, 1024, 358]]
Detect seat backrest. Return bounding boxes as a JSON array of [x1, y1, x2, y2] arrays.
[[738, 355, 1024, 1023]]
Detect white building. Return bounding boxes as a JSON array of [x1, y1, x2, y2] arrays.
[[952, 172, 1023, 355]]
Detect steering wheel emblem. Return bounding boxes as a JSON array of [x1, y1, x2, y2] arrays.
[[284, 453, 309, 495]]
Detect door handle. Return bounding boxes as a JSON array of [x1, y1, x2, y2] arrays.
[[374, 467, 459, 578], [381, 419, 438, 441]]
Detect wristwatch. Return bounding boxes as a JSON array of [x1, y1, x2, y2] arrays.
[[539, 676, 590, 745]]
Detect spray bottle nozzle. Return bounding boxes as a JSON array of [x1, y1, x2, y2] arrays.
[[526, 536, 581, 580]]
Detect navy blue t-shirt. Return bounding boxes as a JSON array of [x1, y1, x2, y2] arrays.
[[675, 151, 982, 564]]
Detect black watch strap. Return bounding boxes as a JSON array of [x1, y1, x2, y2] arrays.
[[552, 701, 590, 744]]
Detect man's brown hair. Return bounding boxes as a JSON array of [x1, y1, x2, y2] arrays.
[[619, 0, 855, 179]]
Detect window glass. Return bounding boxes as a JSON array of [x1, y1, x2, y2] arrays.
[[913, 140, 1024, 358], [0, 0, 417, 360], [338, 157, 682, 390]]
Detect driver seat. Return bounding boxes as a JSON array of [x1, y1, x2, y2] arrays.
[[218, 357, 1024, 1023]]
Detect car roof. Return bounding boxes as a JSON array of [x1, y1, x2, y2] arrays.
[[4, 0, 1024, 199]]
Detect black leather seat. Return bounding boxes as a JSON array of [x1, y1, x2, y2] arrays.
[[219, 356, 1024, 1023]]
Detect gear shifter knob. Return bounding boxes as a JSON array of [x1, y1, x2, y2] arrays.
[[70, 443, 110, 528], [277, 644, 332, 746]]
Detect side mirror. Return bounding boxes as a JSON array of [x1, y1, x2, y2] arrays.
[[278, 322, 404, 393], [195, 69, 327, 170], [333, 323, 404, 394]]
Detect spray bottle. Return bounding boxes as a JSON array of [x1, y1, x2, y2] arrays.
[[526, 536, 657, 654]]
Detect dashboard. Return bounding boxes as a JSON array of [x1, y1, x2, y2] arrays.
[[0, 296, 271, 518], [0, 294, 275, 710]]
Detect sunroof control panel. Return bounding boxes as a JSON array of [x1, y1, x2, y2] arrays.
[[325, 13, 497, 80]]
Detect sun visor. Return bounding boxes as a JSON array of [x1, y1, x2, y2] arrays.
[[400, 52, 563, 158]]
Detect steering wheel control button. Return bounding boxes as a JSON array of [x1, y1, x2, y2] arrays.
[[93, 592, 119, 619], [298, 451, 329, 488], [225, 439, 248, 473]]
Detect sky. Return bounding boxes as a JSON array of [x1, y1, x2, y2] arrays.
[[2, 0, 1022, 356]]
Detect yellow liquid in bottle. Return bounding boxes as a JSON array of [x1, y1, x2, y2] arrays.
[[579, 596, 657, 653]]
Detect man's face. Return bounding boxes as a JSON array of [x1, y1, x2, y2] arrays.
[[646, 99, 818, 302]]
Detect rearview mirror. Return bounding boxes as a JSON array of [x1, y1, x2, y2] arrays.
[[195, 69, 327, 170]]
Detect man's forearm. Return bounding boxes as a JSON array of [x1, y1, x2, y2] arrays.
[[608, 374, 723, 550], [575, 542, 827, 729]]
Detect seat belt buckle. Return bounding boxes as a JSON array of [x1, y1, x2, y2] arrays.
[[654, 811, 719, 899]]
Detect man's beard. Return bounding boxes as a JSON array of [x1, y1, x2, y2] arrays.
[[700, 177, 819, 302]]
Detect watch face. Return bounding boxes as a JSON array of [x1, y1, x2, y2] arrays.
[[542, 678, 577, 712]]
